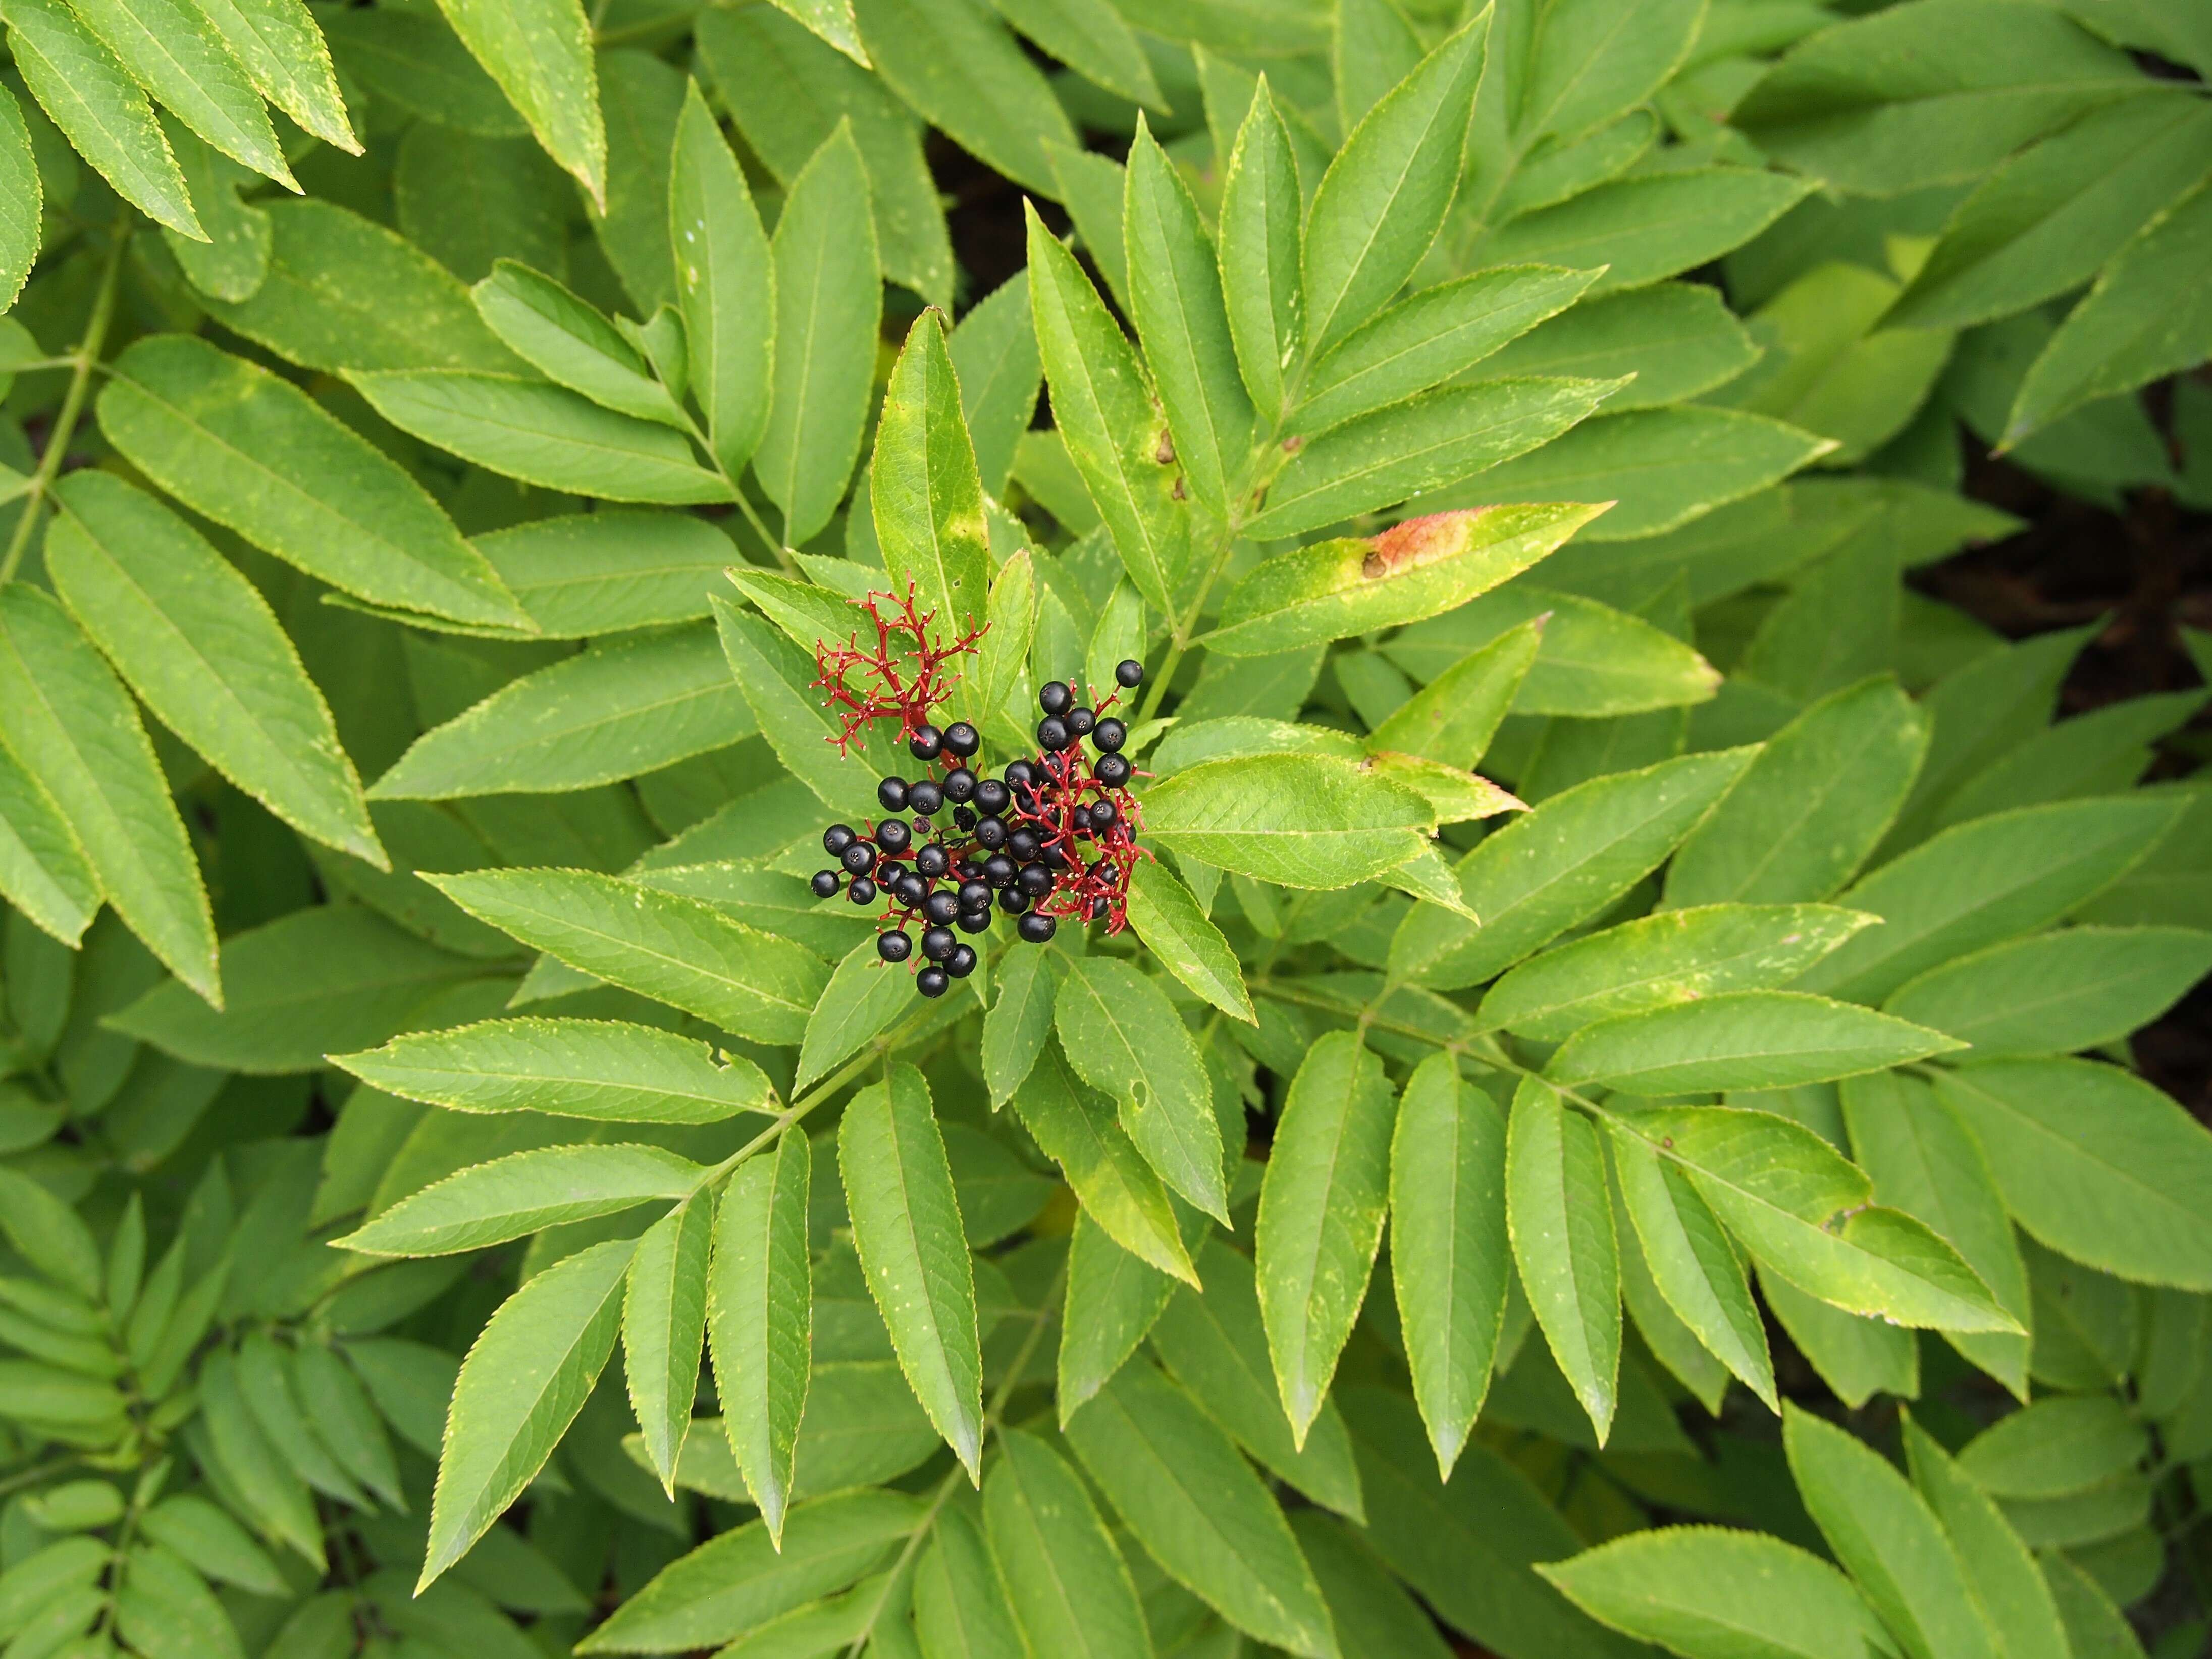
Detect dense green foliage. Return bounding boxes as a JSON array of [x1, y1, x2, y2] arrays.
[[2, 1, 2212, 1656]]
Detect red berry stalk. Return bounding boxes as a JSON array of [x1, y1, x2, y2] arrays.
[[812, 582, 985, 753]]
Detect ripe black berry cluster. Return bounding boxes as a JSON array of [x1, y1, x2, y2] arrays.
[[811, 658, 1149, 999]]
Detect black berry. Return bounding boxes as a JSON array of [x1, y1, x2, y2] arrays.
[[946, 944, 977, 978], [958, 880, 992, 912], [975, 816, 1008, 850], [908, 779, 944, 816], [876, 819, 911, 855], [1018, 912, 1057, 943], [956, 857, 985, 882], [916, 843, 950, 879], [1038, 716, 1071, 751], [811, 869, 842, 898], [1093, 718, 1126, 752], [896, 873, 930, 908], [1067, 707, 1095, 737], [841, 842, 877, 875], [943, 768, 976, 803], [921, 925, 956, 962], [925, 890, 961, 926], [942, 722, 979, 758], [974, 778, 1011, 816], [957, 909, 992, 934], [1040, 681, 1072, 716], [998, 887, 1030, 914], [918, 966, 950, 998], [848, 876, 878, 905], [824, 823, 856, 855], [1115, 659, 1144, 688], [984, 852, 1017, 888], [1019, 863, 1052, 897], [878, 931, 912, 962], [1088, 800, 1118, 832], [909, 725, 943, 760], [1008, 827, 1041, 862], [1004, 759, 1036, 788], [1096, 753, 1132, 786], [878, 776, 909, 811], [952, 805, 978, 832]]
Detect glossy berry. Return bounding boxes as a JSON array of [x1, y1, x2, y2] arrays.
[[921, 925, 957, 962], [1093, 718, 1126, 752], [908, 779, 944, 816], [824, 823, 857, 855], [942, 721, 979, 758], [1043, 844, 1071, 870], [974, 778, 1011, 816], [956, 857, 985, 882], [909, 724, 943, 760], [1088, 800, 1118, 832], [946, 944, 977, 978], [915, 843, 950, 879], [917, 966, 950, 998], [942, 767, 976, 803], [811, 869, 842, 898], [896, 874, 930, 908], [878, 931, 912, 963], [1067, 707, 1095, 737], [848, 876, 878, 905], [1018, 912, 1058, 943], [876, 818, 912, 855], [841, 841, 877, 875], [1019, 863, 1052, 897], [925, 890, 961, 926], [1115, 659, 1144, 688], [998, 887, 1030, 913], [878, 776, 909, 811], [957, 909, 992, 934], [876, 861, 906, 888], [1008, 827, 1041, 862], [974, 816, 1007, 850], [958, 880, 992, 912], [984, 852, 1018, 888], [1004, 759, 1036, 788], [1096, 753, 1132, 786], [1040, 681, 1072, 716], [1037, 716, 1071, 751]]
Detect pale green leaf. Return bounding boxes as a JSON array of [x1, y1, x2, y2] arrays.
[[98, 335, 532, 631], [709, 1129, 811, 1542], [1391, 748, 1756, 991], [1144, 752, 1437, 891], [1064, 1363, 1339, 1658], [338, 1143, 698, 1256], [429, 867, 829, 1046], [623, 1195, 713, 1494], [1390, 1053, 1509, 1477], [838, 1064, 982, 1479], [758, 124, 880, 546], [1256, 1031, 1395, 1444], [1507, 1077, 1619, 1441], [423, 1237, 631, 1589], [0, 587, 218, 1006], [431, 0, 604, 203], [1056, 956, 1226, 1222], [333, 1018, 773, 1125], [1013, 1042, 1195, 1286], [1208, 503, 1610, 657], [873, 312, 991, 636]]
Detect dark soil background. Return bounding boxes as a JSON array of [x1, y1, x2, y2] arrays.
[[1922, 430, 2212, 1121]]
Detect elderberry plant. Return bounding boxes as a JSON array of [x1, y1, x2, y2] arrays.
[[1, 3, 2211, 1659]]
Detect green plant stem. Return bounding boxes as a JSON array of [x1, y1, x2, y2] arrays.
[[0, 226, 128, 587], [839, 1260, 1067, 1657]]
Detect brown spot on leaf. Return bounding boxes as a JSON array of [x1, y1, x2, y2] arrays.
[[1361, 509, 1491, 578], [1282, 434, 1304, 454], [1172, 476, 1187, 501], [1155, 430, 1176, 465]]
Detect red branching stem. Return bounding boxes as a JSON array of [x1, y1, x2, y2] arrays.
[[813, 582, 985, 753]]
